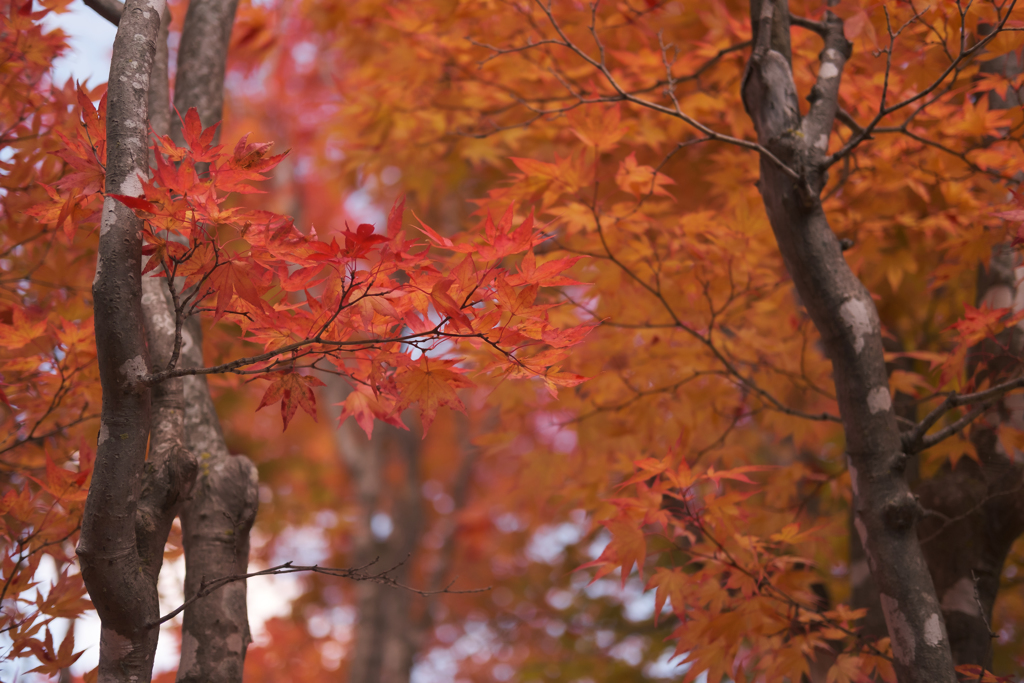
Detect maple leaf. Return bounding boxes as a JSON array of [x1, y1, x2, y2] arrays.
[[25, 450, 90, 503], [394, 357, 474, 432], [386, 194, 406, 238], [618, 457, 671, 489], [826, 654, 866, 683], [153, 133, 189, 162], [478, 207, 539, 261], [341, 222, 389, 258], [414, 212, 457, 249], [178, 107, 223, 163], [539, 367, 589, 397], [567, 103, 630, 151], [0, 307, 48, 351], [954, 665, 1011, 682], [950, 304, 1024, 348], [206, 260, 267, 319], [36, 569, 91, 618], [76, 86, 106, 151], [647, 567, 688, 624], [337, 384, 407, 438], [430, 279, 473, 332], [256, 371, 326, 430], [615, 152, 674, 199], [586, 519, 647, 586], [24, 626, 83, 675], [52, 129, 105, 193], [704, 465, 773, 487], [231, 132, 279, 170], [109, 193, 159, 215], [507, 249, 583, 287]]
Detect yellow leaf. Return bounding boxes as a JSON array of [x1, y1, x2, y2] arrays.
[[827, 653, 864, 683]]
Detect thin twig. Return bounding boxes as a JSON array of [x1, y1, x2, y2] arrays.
[[147, 557, 489, 629]]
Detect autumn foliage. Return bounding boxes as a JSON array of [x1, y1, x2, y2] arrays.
[[5, 0, 1024, 681]]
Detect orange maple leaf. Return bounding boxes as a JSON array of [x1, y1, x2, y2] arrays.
[[647, 567, 688, 624], [394, 357, 474, 432], [567, 103, 630, 151], [337, 385, 406, 438], [596, 519, 647, 586], [954, 665, 1013, 682], [615, 152, 674, 199]]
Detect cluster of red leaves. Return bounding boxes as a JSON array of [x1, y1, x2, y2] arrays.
[[2, 3, 591, 677], [1, 2, 99, 675], [91, 105, 590, 433]]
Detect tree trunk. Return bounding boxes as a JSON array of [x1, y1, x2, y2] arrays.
[[915, 243, 1024, 668], [76, 3, 180, 681], [848, 36, 1024, 674], [741, 2, 955, 680], [165, 1, 261, 680], [322, 380, 424, 683], [80, 0, 259, 678]]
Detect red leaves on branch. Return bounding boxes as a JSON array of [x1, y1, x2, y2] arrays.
[[394, 357, 475, 432], [100, 107, 588, 434]]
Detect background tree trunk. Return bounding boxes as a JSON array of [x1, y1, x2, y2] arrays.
[[322, 380, 424, 683], [913, 40, 1024, 670]]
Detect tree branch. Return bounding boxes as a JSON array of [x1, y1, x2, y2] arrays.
[[76, 1, 165, 680], [83, 0, 123, 25], [147, 559, 489, 629], [902, 376, 1024, 453]]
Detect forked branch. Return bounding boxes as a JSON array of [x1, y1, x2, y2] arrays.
[[902, 376, 1024, 453]]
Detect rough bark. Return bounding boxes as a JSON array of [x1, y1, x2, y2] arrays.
[[741, 2, 956, 680], [148, 4, 171, 153], [136, 1, 196, 588], [167, 2, 260, 680], [175, 356, 259, 683], [76, 2, 169, 681], [915, 242, 1024, 669], [850, 340, 922, 646], [323, 381, 424, 683]]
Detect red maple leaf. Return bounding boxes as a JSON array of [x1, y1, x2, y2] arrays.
[[256, 371, 326, 429]]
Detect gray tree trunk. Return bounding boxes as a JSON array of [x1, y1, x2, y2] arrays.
[[78, 0, 257, 680], [741, 2, 956, 680], [323, 381, 424, 683], [914, 42, 1024, 670], [848, 32, 1024, 675], [77, 3, 186, 681]]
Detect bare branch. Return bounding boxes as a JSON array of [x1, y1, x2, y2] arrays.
[[148, 558, 489, 629], [83, 0, 124, 25], [916, 403, 988, 451], [902, 376, 1024, 452], [920, 481, 1024, 545], [788, 12, 827, 37]]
